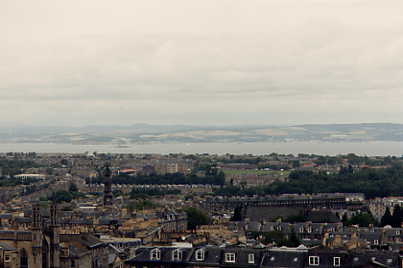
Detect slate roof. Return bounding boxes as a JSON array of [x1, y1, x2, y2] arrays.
[[306, 211, 340, 223], [126, 246, 402, 268], [261, 249, 307, 268]]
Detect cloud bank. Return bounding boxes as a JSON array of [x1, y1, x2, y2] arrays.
[[1, 0, 403, 126]]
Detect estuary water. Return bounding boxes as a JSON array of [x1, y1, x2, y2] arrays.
[[0, 141, 402, 156]]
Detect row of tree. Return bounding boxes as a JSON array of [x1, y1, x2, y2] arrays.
[[0, 159, 40, 176], [87, 172, 226, 186], [129, 188, 181, 198], [249, 230, 300, 247], [42, 183, 84, 203], [215, 164, 403, 198]]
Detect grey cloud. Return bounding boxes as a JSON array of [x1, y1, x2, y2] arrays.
[[1, 0, 403, 125]]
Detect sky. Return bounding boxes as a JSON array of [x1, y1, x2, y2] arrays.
[[1, 0, 403, 126]]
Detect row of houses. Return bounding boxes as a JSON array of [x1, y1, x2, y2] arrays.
[[125, 245, 403, 268], [241, 222, 402, 248]]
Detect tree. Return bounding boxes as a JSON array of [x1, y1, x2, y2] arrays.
[[292, 160, 300, 168], [231, 206, 243, 221], [342, 213, 349, 225], [381, 207, 393, 227], [285, 211, 306, 223], [391, 205, 402, 227], [69, 183, 78, 193], [286, 229, 300, 247], [50, 191, 73, 203], [185, 207, 210, 230], [260, 231, 287, 246], [346, 212, 376, 227], [240, 181, 247, 190], [60, 159, 69, 166], [127, 200, 156, 211]]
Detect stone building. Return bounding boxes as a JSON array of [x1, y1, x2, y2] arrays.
[[0, 204, 110, 268]]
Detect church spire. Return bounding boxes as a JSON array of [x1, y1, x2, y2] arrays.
[[102, 163, 113, 207]]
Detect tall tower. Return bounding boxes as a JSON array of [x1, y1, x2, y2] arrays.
[[49, 202, 60, 268], [32, 203, 42, 230], [31, 203, 43, 268], [102, 164, 113, 207]]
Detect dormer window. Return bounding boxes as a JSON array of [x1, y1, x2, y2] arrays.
[[195, 249, 205, 261], [309, 256, 320, 266], [333, 257, 341, 267], [150, 248, 161, 260], [248, 254, 255, 264], [172, 249, 182, 261], [224, 253, 236, 263]]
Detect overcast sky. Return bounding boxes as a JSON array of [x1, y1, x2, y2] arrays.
[[1, 0, 403, 126]]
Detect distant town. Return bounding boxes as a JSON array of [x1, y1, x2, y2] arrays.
[[0, 151, 401, 268]]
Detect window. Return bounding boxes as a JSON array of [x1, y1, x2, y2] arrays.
[[373, 240, 379, 245], [195, 249, 205, 261], [172, 249, 182, 261], [333, 257, 341, 267], [307, 226, 312, 233], [150, 249, 161, 260], [309, 256, 320, 266], [248, 254, 255, 264], [224, 253, 236, 263], [4, 255, 10, 262]]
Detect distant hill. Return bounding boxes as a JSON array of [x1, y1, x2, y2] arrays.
[[0, 123, 402, 145]]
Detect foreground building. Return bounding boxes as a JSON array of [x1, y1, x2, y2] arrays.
[[0, 204, 111, 268], [125, 245, 403, 268]]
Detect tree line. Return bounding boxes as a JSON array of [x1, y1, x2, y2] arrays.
[[129, 188, 181, 198], [215, 164, 403, 198], [87, 172, 225, 186], [0, 159, 40, 176]]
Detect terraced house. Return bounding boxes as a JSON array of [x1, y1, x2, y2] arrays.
[[125, 245, 402, 268]]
